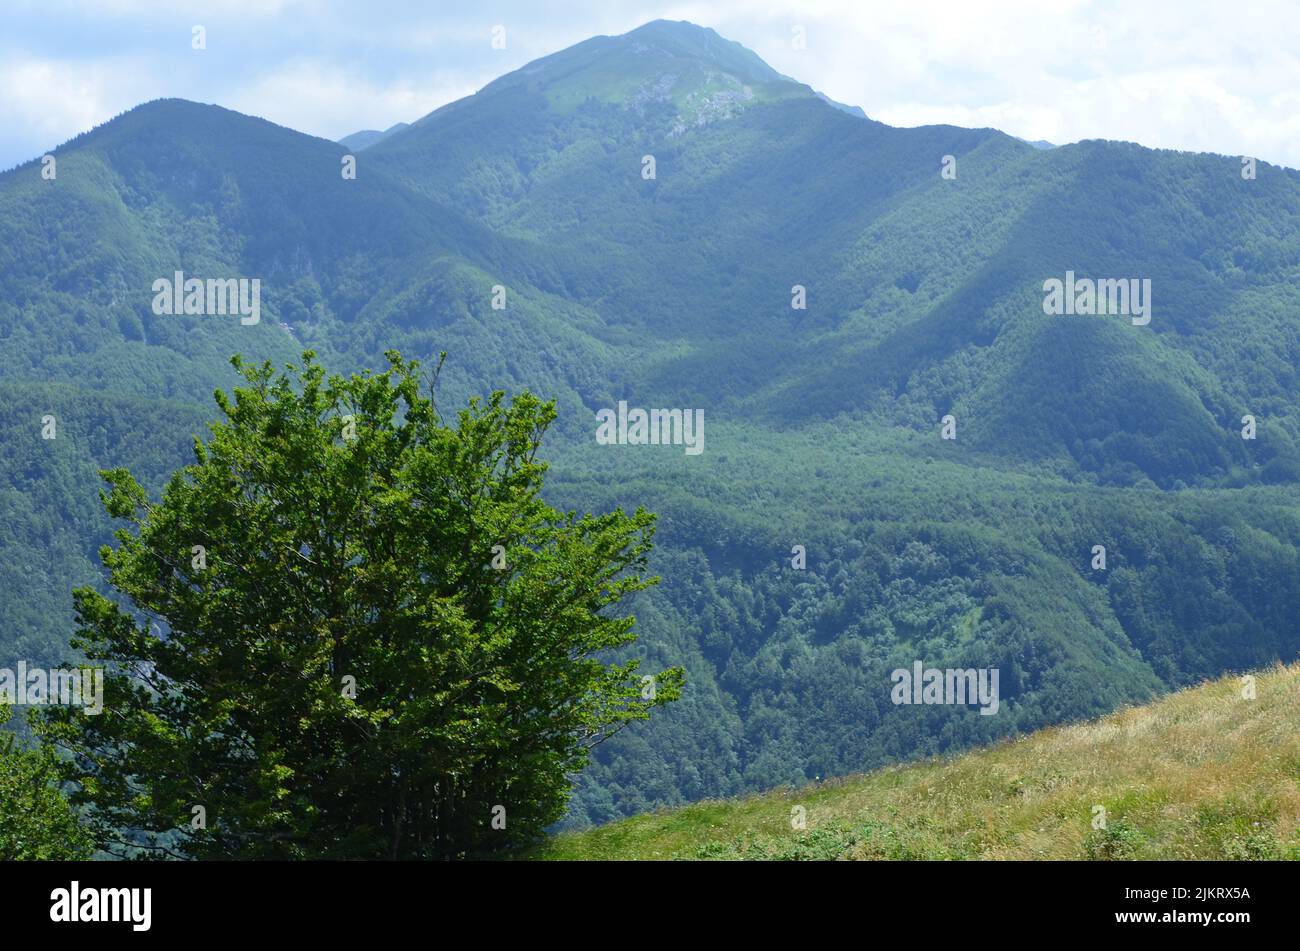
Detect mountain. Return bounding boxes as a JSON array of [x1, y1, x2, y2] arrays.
[[813, 91, 867, 118], [338, 122, 410, 151], [0, 96, 617, 670], [533, 662, 1300, 859], [4, 20, 1300, 829], [367, 20, 1300, 490]]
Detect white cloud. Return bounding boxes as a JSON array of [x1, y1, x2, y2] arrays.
[[225, 61, 481, 142], [0, 56, 162, 167], [16, 0, 317, 16], [692, 0, 1300, 166]]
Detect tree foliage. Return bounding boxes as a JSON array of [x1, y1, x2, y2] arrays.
[[37, 351, 681, 858], [0, 725, 92, 860]]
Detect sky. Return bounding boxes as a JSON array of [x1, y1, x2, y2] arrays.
[[3, 0, 1300, 171]]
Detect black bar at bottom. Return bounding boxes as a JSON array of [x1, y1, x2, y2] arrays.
[[1, 859, 1284, 938]]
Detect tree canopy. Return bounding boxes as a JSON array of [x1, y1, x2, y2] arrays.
[[0, 725, 93, 860], [37, 350, 681, 859]]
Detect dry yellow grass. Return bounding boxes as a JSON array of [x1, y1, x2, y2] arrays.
[[533, 663, 1300, 860]]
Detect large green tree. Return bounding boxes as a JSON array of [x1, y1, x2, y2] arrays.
[[37, 351, 681, 859]]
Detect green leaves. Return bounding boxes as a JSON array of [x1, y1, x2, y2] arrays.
[[38, 351, 681, 859], [0, 727, 93, 861]]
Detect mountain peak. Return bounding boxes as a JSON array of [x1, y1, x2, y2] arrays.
[[338, 122, 410, 151], [455, 18, 807, 131], [618, 19, 782, 84], [625, 18, 709, 37]]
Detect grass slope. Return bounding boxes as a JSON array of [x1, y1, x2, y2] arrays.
[[533, 662, 1300, 859]]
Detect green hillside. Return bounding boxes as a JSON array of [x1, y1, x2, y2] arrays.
[[532, 662, 1300, 859]]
